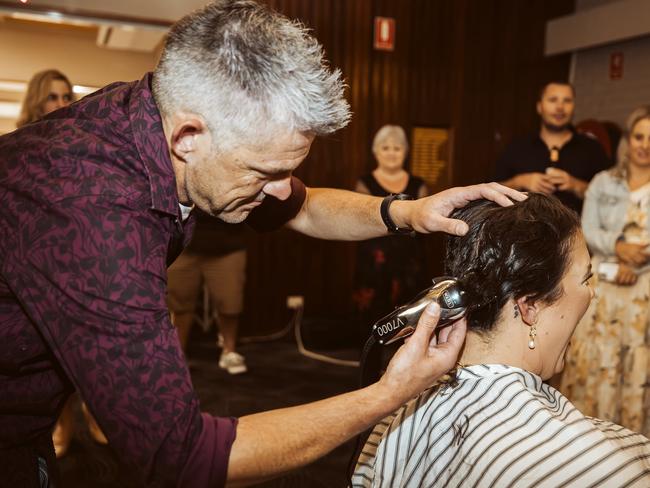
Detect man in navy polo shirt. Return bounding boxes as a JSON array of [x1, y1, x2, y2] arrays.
[[495, 81, 610, 214]]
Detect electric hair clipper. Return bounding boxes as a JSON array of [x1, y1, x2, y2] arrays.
[[371, 277, 468, 345]]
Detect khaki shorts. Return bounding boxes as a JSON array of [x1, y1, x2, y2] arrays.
[[167, 249, 246, 316]]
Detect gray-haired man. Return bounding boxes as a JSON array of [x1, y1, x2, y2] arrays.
[[0, 1, 524, 486]]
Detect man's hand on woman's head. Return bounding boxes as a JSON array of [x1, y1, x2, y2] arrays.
[[391, 182, 527, 236], [377, 303, 467, 404]]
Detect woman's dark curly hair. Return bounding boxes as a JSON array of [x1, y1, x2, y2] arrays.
[[445, 193, 581, 334]]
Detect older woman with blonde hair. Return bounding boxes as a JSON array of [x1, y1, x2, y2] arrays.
[[353, 125, 429, 339], [16, 69, 73, 128], [562, 105, 650, 436]]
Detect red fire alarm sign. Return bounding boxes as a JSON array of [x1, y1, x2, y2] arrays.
[[374, 17, 395, 51], [610, 52, 624, 80]]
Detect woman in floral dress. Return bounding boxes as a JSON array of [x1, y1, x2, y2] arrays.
[[562, 105, 650, 435]]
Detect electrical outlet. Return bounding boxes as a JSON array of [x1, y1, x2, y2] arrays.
[[286, 295, 304, 309]]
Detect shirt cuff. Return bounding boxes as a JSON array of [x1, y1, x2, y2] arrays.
[[178, 413, 238, 488]]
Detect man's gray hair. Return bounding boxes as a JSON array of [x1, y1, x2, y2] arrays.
[[152, 0, 350, 148]]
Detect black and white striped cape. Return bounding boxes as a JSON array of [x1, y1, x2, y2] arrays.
[[352, 364, 650, 487]]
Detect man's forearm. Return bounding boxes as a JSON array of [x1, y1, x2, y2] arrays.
[[287, 187, 389, 240], [226, 382, 401, 487], [225, 303, 468, 487], [287, 183, 527, 240]]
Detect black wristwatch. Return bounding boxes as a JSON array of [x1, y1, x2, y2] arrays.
[[380, 193, 415, 236]]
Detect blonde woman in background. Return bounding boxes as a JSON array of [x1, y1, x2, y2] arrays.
[[562, 105, 650, 436], [18, 69, 107, 456], [353, 125, 429, 325], [17, 69, 73, 128]]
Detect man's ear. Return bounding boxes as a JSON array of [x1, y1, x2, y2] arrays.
[[515, 295, 539, 326], [169, 114, 210, 162], [535, 101, 542, 117]]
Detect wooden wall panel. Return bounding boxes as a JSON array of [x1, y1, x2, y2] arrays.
[[240, 0, 575, 336], [408, 0, 456, 128], [452, 0, 574, 186]]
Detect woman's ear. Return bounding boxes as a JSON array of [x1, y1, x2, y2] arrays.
[[515, 296, 539, 326]]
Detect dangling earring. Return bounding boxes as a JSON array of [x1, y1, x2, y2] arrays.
[[528, 324, 537, 350]]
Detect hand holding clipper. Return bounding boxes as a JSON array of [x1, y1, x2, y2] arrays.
[[371, 277, 468, 345]]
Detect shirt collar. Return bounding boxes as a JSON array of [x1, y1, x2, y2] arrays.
[[535, 126, 577, 150], [457, 363, 538, 380], [179, 203, 194, 221], [128, 72, 179, 217]]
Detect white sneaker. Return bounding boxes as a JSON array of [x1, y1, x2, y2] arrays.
[[219, 351, 247, 375]]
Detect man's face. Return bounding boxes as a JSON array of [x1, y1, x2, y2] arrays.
[[184, 130, 314, 223], [536, 83, 575, 132]]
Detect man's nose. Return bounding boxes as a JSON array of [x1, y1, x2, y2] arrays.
[[262, 176, 292, 200]]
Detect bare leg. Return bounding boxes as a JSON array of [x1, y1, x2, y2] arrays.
[[81, 402, 108, 445], [218, 313, 247, 374], [52, 395, 75, 457], [166, 252, 201, 352], [205, 250, 247, 373], [218, 313, 240, 354], [172, 311, 195, 351]]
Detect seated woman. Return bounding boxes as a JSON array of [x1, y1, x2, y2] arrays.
[[352, 193, 650, 487]]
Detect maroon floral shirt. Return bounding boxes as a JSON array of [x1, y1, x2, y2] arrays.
[[0, 73, 305, 487]]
